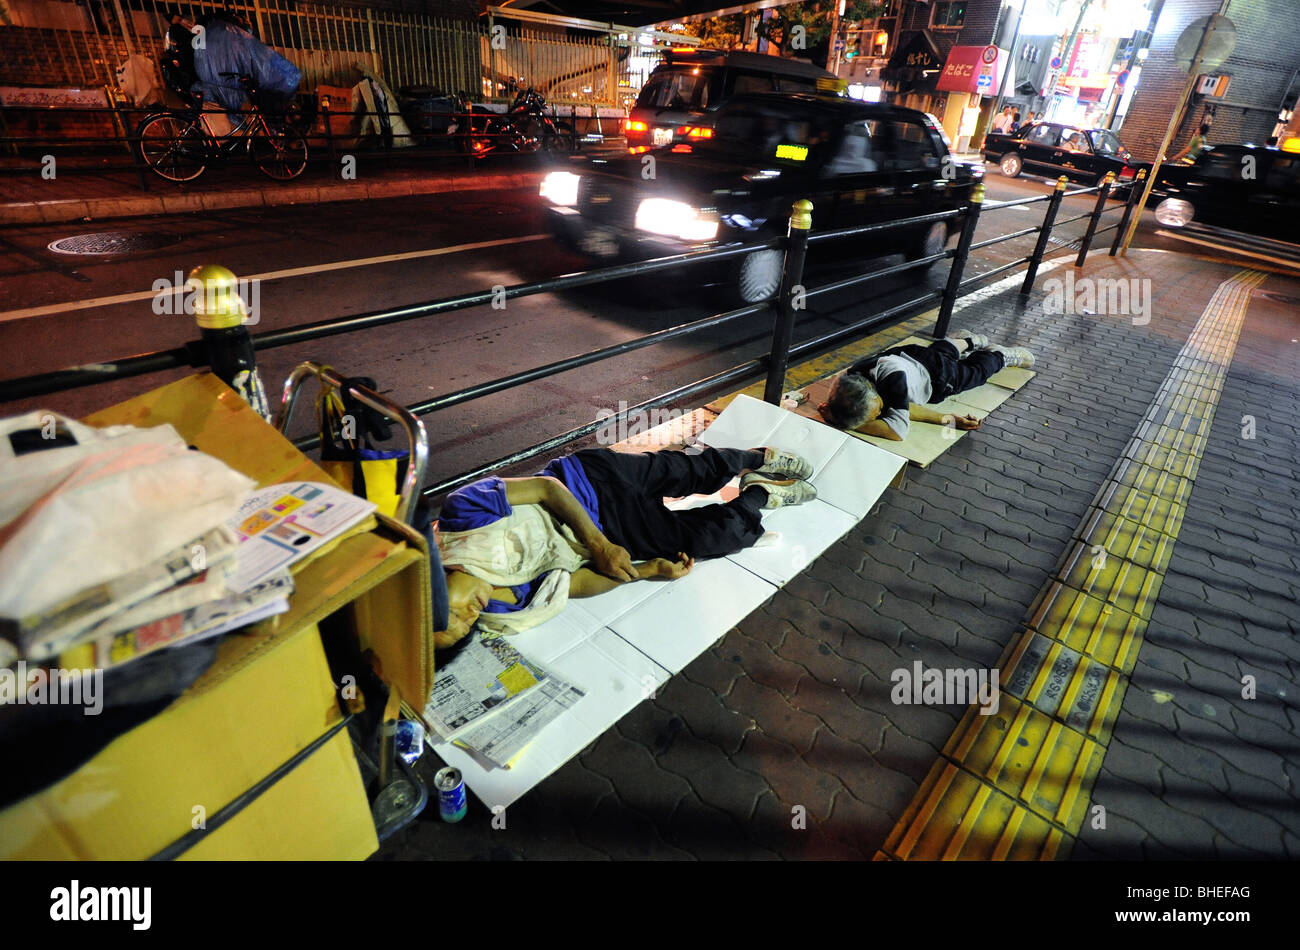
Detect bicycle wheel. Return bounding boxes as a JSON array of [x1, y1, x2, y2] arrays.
[[251, 124, 308, 180], [137, 113, 208, 182]]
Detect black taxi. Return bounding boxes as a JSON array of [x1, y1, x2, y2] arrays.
[[1150, 143, 1300, 244], [541, 93, 982, 303], [983, 121, 1141, 189]]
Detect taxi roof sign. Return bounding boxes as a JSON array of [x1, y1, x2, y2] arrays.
[[1282, 136, 1300, 153], [775, 143, 809, 161]]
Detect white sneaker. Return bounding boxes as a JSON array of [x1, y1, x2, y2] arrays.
[[954, 329, 990, 349], [755, 446, 814, 481], [739, 472, 817, 509], [988, 344, 1035, 369]]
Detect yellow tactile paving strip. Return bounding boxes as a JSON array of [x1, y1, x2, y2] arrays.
[[878, 268, 1268, 860]]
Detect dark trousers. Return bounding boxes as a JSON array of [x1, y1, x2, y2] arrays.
[[573, 447, 765, 560], [894, 340, 1004, 403]]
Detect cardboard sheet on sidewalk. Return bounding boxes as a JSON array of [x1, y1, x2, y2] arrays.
[[787, 337, 1037, 468]]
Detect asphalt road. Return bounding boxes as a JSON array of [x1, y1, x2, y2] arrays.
[[0, 167, 1265, 493]]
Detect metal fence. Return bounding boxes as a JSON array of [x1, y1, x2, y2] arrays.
[[2, 0, 670, 110], [0, 171, 1143, 499]]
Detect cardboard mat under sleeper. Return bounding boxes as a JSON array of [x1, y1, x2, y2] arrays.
[[429, 396, 906, 811], [791, 335, 1036, 468]]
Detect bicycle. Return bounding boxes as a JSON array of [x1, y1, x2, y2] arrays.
[[136, 71, 309, 183]]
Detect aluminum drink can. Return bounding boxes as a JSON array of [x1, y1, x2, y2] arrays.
[[435, 766, 468, 822]]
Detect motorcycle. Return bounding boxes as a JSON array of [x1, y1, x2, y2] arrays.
[[396, 83, 578, 159], [399, 86, 544, 158], [506, 86, 577, 154]]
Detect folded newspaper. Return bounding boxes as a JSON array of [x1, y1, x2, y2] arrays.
[[9, 525, 240, 662], [93, 571, 293, 670], [424, 632, 585, 770]]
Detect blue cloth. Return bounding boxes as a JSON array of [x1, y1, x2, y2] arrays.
[[192, 18, 301, 112], [437, 457, 604, 613], [482, 577, 544, 614], [438, 476, 511, 531], [540, 456, 603, 532]]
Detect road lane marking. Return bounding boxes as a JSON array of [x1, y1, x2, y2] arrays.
[[0, 233, 550, 324], [1154, 229, 1300, 272], [879, 268, 1267, 860]]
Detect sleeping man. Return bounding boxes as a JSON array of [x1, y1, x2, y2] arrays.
[[816, 330, 1034, 440], [433, 445, 815, 647]]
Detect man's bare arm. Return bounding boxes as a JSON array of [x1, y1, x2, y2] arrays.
[[501, 476, 636, 581], [908, 404, 947, 425], [569, 554, 693, 598], [852, 418, 903, 441], [909, 404, 981, 430]]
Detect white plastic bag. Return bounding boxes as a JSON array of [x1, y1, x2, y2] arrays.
[[0, 411, 255, 623]]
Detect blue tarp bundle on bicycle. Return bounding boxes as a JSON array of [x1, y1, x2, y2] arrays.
[[192, 17, 301, 113]]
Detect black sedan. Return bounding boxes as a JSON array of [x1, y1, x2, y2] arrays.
[[983, 121, 1141, 188], [1150, 143, 1300, 244], [540, 93, 982, 303]]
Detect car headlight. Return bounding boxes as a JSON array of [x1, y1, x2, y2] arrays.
[[634, 198, 719, 242], [540, 171, 580, 207]]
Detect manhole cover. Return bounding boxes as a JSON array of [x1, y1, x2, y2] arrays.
[[48, 231, 181, 255]]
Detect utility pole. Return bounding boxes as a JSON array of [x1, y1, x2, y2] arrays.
[[829, 0, 844, 74], [1120, 1, 1231, 255], [989, 0, 1028, 131]]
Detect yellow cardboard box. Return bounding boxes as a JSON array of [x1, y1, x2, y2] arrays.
[[0, 621, 374, 860], [0, 373, 434, 859]]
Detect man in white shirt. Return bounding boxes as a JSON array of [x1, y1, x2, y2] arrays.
[[817, 332, 1035, 441]]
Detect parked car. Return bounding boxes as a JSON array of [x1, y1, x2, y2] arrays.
[[1149, 143, 1300, 244], [543, 93, 981, 303], [624, 49, 838, 152], [983, 121, 1141, 189]]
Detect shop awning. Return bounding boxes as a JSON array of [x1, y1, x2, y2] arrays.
[[936, 45, 1007, 96], [882, 30, 943, 79]]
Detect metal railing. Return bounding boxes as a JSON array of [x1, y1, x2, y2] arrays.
[[0, 170, 1142, 500]]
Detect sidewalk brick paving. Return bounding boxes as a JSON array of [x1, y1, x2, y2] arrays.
[[377, 249, 1300, 860]]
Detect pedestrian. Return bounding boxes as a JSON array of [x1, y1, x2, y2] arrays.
[[1170, 122, 1210, 163], [1010, 110, 1022, 132], [817, 331, 1035, 441], [990, 106, 1012, 134], [433, 445, 816, 644]]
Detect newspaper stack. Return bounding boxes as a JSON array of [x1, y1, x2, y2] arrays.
[[0, 412, 374, 675], [423, 632, 586, 769]]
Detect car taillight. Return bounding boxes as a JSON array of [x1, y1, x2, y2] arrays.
[[671, 144, 692, 153], [1120, 166, 1136, 179], [627, 145, 651, 154], [624, 119, 647, 133], [676, 126, 713, 138]]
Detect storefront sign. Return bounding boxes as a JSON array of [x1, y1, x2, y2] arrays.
[[937, 46, 1007, 95], [885, 31, 942, 74], [0, 86, 108, 108]]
